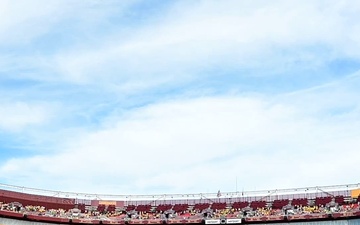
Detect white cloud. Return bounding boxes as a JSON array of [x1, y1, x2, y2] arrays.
[[50, 0, 360, 87], [1, 75, 359, 194], [0, 0, 65, 44], [0, 0, 135, 45], [0, 102, 52, 132]]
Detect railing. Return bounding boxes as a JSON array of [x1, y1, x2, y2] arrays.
[[0, 182, 359, 203]]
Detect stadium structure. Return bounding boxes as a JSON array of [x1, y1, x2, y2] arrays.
[[1, 183, 360, 225]]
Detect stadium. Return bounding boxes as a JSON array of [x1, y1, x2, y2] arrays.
[[0, 183, 360, 225], [1, 1, 360, 225]]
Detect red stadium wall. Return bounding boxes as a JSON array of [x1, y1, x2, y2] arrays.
[[0, 190, 75, 210]]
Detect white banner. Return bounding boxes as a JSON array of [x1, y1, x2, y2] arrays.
[[205, 219, 221, 224], [226, 219, 242, 224]]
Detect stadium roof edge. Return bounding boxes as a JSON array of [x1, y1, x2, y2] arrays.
[[0, 182, 359, 201]]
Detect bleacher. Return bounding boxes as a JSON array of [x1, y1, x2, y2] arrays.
[[0, 183, 359, 224]]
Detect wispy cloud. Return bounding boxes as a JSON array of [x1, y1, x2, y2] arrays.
[[0, 101, 52, 132], [48, 0, 360, 86], [1, 75, 359, 193]]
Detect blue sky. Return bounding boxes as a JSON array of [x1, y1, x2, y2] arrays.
[[0, 0, 360, 196]]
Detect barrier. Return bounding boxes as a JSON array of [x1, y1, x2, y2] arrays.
[[0, 210, 24, 219], [26, 214, 70, 223]]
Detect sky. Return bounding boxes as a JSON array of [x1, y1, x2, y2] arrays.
[[0, 0, 360, 197]]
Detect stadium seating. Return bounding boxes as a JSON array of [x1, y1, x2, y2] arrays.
[[315, 196, 332, 206], [193, 203, 210, 211], [291, 198, 308, 206], [172, 203, 189, 212], [272, 199, 289, 209], [250, 200, 266, 210], [210, 202, 227, 210], [232, 201, 249, 209], [155, 204, 173, 212], [126, 204, 136, 211], [335, 195, 345, 205], [136, 204, 152, 212], [107, 204, 116, 213], [1, 184, 360, 224]]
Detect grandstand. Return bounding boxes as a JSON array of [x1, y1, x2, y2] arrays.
[[0, 183, 360, 224]]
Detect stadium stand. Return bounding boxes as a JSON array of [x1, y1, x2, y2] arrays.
[[0, 183, 360, 224], [272, 199, 289, 209], [232, 201, 249, 209]]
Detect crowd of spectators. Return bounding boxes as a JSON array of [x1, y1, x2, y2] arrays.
[[1, 196, 360, 222]]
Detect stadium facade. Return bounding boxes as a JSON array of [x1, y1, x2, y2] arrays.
[[0, 183, 360, 225]]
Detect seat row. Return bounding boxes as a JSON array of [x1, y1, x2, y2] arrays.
[[116, 196, 353, 213]]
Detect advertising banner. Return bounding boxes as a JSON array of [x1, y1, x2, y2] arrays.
[[205, 219, 221, 224], [226, 219, 242, 224]]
